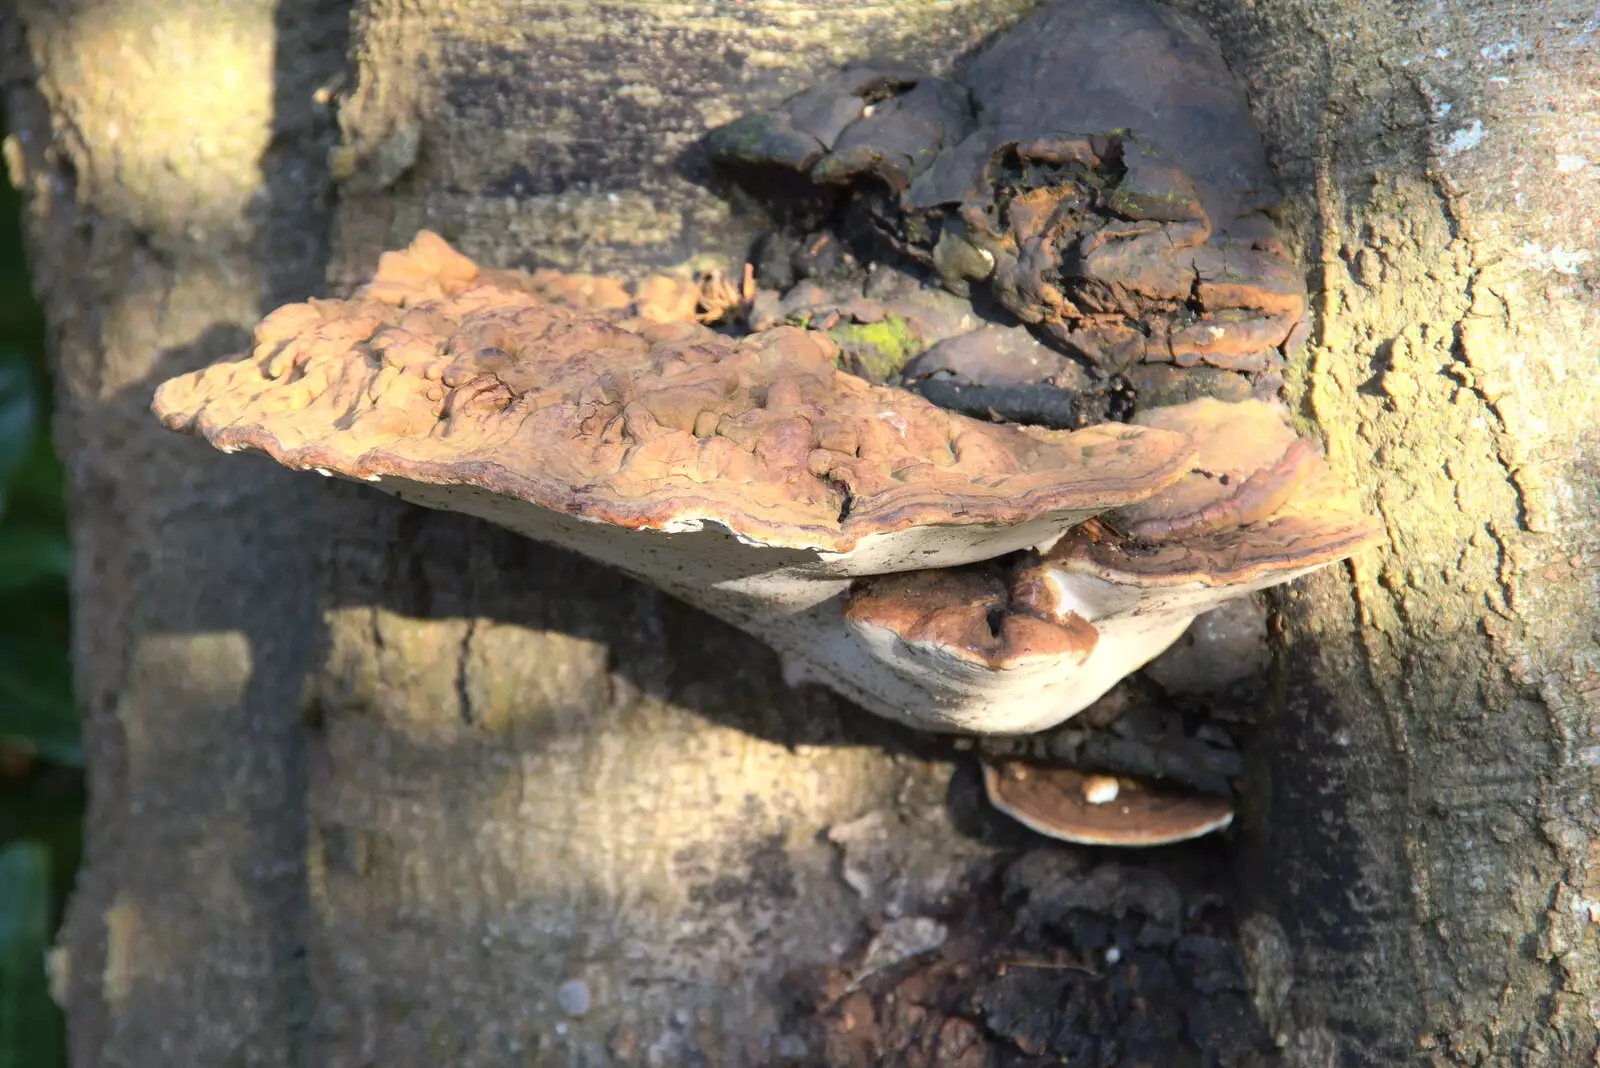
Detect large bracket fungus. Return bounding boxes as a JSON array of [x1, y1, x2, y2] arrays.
[[153, 232, 1380, 743], [151, 0, 1382, 845]]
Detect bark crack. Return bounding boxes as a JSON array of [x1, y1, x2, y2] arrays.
[[455, 617, 478, 726]]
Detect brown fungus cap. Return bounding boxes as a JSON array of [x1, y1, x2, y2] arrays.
[[358, 229, 728, 325], [1114, 397, 1319, 542], [153, 232, 1193, 556], [982, 759, 1234, 847], [151, 231, 1202, 734], [844, 567, 1098, 672], [838, 397, 1382, 733], [1048, 397, 1387, 588]]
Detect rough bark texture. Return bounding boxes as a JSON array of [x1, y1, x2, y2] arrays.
[[3, 2, 351, 1064], [1188, 3, 1600, 1062], [3, 1, 1597, 1067]]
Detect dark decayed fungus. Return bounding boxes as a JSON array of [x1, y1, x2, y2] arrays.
[[152, 233, 1380, 738], [981, 760, 1235, 847], [707, 0, 1309, 414]]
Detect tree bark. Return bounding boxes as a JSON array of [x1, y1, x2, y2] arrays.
[[3, 1, 1596, 1066], [1201, 3, 1600, 1061], [4, 2, 351, 1065]]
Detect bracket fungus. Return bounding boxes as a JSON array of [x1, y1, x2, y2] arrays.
[[145, 0, 1386, 848], [982, 760, 1235, 847], [832, 397, 1380, 733], [151, 232, 1379, 744]]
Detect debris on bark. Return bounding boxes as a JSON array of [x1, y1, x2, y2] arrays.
[[776, 849, 1278, 1066]]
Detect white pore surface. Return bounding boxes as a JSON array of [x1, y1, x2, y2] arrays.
[[367, 476, 1335, 735], [1024, 561, 1333, 725], [831, 557, 1338, 734], [369, 476, 1123, 732]]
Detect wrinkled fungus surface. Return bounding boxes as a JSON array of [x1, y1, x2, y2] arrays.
[[155, 231, 1192, 554]]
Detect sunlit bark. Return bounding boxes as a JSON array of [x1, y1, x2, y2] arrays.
[[4, 0, 1596, 1064]]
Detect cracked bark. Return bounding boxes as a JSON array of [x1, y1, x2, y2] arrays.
[[1193, 2, 1600, 1061], [2, 0, 1596, 1066]]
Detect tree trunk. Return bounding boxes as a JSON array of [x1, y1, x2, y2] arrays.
[[4, 1, 1596, 1066], [1203, 3, 1600, 1061]]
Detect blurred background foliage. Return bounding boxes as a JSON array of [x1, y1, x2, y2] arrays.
[[0, 109, 78, 1068]]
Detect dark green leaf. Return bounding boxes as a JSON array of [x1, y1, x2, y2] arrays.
[[0, 528, 68, 593], [0, 585, 68, 650], [0, 430, 64, 526], [0, 347, 36, 520], [0, 768, 85, 857], [0, 841, 62, 1068], [0, 642, 79, 768]]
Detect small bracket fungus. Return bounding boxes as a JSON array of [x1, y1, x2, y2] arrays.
[[982, 759, 1234, 847], [832, 397, 1381, 732], [152, 232, 1379, 738]]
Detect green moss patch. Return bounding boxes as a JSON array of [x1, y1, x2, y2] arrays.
[[827, 313, 924, 382]]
